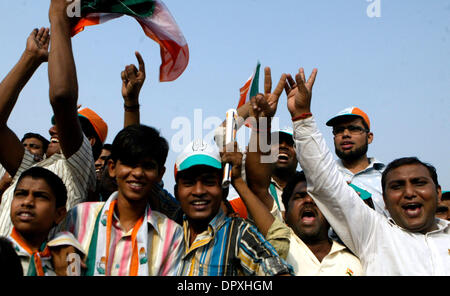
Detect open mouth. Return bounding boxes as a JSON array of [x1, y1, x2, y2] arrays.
[[191, 199, 210, 210], [300, 209, 316, 224], [127, 181, 145, 191], [16, 211, 35, 222], [436, 205, 449, 214], [402, 203, 423, 218], [50, 137, 59, 144], [278, 153, 289, 162]]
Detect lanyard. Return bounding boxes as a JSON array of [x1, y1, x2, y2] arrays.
[[88, 200, 145, 276], [10, 228, 50, 276]]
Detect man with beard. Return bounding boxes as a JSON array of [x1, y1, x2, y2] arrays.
[[326, 107, 387, 217]]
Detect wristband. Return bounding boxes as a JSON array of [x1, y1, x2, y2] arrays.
[[124, 103, 140, 111], [292, 112, 312, 121]]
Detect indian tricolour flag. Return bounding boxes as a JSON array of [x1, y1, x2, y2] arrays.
[[71, 0, 189, 82], [237, 61, 261, 109]]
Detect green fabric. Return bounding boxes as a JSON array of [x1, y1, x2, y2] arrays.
[[26, 241, 48, 276], [269, 183, 281, 210], [348, 183, 372, 200], [179, 155, 222, 171], [83, 204, 105, 276], [249, 62, 261, 98], [81, 0, 155, 18]]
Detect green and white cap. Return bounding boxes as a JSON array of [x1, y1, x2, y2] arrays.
[[174, 139, 222, 179]]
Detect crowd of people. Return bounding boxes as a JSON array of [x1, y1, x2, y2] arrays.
[[0, 0, 448, 277]]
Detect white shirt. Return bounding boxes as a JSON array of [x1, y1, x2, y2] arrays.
[[293, 117, 450, 275], [336, 158, 389, 217], [0, 136, 96, 236], [287, 228, 363, 276]]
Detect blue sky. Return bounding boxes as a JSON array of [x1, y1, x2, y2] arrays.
[[0, 0, 449, 192]]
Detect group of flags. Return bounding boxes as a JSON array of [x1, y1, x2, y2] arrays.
[[73, 0, 260, 106]]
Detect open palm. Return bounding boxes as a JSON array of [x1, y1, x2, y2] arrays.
[[26, 28, 50, 63]]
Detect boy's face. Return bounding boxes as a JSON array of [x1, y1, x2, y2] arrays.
[[108, 158, 165, 202], [176, 166, 223, 224], [11, 176, 66, 237]]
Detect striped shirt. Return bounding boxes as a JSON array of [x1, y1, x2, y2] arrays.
[[0, 136, 96, 236], [178, 209, 293, 276], [58, 192, 184, 276]]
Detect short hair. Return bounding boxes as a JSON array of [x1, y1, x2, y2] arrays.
[[442, 192, 450, 201], [102, 143, 112, 152], [110, 124, 169, 170], [0, 237, 23, 277], [15, 167, 68, 208], [21, 133, 50, 153], [281, 171, 307, 211], [381, 157, 439, 195], [79, 117, 103, 161]]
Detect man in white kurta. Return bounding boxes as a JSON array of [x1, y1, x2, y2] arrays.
[[292, 116, 450, 275]]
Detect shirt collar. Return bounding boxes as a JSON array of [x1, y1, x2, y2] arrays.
[[387, 217, 449, 234], [108, 191, 161, 237], [336, 157, 385, 173]]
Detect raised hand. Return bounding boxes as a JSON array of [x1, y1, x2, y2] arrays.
[[285, 68, 318, 118], [220, 141, 243, 182], [25, 28, 50, 63], [121, 51, 146, 104], [263, 67, 287, 118]]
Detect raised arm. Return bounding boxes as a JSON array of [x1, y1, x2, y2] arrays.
[[221, 141, 274, 236], [0, 28, 49, 176], [245, 68, 286, 211], [121, 51, 146, 127], [48, 0, 83, 159], [214, 68, 284, 148], [286, 68, 378, 254]]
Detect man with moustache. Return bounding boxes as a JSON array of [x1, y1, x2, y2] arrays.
[[326, 107, 388, 217]]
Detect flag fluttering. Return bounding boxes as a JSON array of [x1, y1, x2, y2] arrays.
[[237, 61, 261, 109], [71, 0, 189, 82]]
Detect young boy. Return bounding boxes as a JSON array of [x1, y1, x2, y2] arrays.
[[59, 125, 184, 276], [7, 167, 84, 276], [174, 139, 293, 276]]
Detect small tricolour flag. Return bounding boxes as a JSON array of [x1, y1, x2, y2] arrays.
[[71, 0, 189, 82], [237, 61, 261, 109]]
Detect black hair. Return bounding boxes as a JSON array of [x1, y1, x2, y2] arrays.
[[442, 192, 450, 201], [281, 171, 306, 211], [79, 117, 103, 161], [102, 143, 112, 152], [110, 124, 169, 170], [15, 167, 68, 208], [381, 157, 439, 195], [21, 133, 50, 153], [0, 237, 23, 277]]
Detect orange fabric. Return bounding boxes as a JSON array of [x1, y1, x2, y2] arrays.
[[104, 200, 144, 276], [229, 197, 248, 219], [10, 228, 49, 276], [78, 108, 108, 143], [351, 107, 370, 129]]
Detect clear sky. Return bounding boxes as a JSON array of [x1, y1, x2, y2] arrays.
[[1, 0, 449, 193]]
